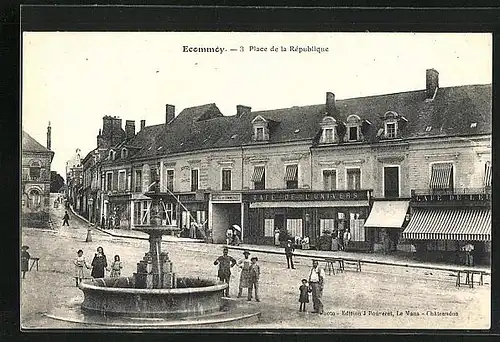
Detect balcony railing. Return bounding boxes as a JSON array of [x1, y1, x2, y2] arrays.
[[411, 187, 491, 196]]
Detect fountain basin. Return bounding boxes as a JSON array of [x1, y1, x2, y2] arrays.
[[79, 277, 228, 318]]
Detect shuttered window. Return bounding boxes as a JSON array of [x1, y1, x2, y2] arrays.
[[484, 162, 492, 188], [429, 163, 453, 190], [285, 164, 298, 189]]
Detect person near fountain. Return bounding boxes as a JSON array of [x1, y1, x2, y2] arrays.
[[226, 227, 233, 245], [213, 247, 236, 297], [109, 254, 123, 278], [90, 246, 108, 279], [247, 257, 260, 302], [21, 245, 30, 279], [232, 232, 241, 246], [237, 250, 251, 298], [73, 249, 90, 286]]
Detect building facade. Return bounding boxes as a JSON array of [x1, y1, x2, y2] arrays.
[[21, 124, 54, 227], [80, 69, 491, 264]]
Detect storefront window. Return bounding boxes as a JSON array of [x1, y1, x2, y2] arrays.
[[264, 219, 274, 237], [319, 219, 335, 235], [286, 218, 303, 238]]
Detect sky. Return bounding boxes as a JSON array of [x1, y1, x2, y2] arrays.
[[22, 32, 492, 180]]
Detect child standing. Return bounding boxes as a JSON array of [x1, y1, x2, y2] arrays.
[[109, 255, 123, 278], [247, 257, 260, 302], [74, 249, 90, 286], [21, 245, 30, 279], [299, 278, 311, 312]]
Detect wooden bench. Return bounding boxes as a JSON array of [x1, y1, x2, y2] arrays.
[[336, 259, 362, 273], [456, 269, 485, 288], [29, 257, 40, 271]]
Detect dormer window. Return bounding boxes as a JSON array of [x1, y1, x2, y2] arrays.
[[256, 127, 264, 141], [324, 128, 334, 142], [319, 116, 337, 144], [108, 150, 114, 160], [385, 122, 397, 138], [346, 115, 362, 142], [381, 111, 406, 139], [121, 148, 128, 159], [251, 115, 270, 141]]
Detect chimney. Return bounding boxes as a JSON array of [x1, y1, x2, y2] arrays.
[[326, 92, 337, 116], [140, 120, 146, 131], [125, 120, 135, 139], [236, 105, 252, 117], [97, 129, 102, 148], [102, 115, 112, 134], [165, 104, 175, 125], [46, 121, 51, 150], [426, 68, 439, 99]]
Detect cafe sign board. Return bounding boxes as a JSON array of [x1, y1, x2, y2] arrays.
[[413, 193, 491, 203], [242, 190, 370, 202]]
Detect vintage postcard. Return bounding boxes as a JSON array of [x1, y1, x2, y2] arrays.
[[21, 27, 491, 330]]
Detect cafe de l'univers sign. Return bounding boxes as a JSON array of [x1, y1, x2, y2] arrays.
[[242, 190, 370, 202]]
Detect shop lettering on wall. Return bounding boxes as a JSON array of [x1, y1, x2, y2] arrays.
[[414, 193, 491, 202], [244, 190, 367, 202], [211, 193, 241, 202]]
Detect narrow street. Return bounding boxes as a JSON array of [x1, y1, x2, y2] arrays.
[[20, 194, 490, 329]]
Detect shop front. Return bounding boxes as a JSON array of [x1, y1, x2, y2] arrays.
[[160, 191, 209, 237], [364, 200, 411, 253], [402, 192, 491, 265], [209, 192, 243, 244], [242, 189, 372, 249], [108, 193, 131, 229]]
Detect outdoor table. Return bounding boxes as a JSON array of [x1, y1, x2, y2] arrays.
[[456, 269, 484, 288]]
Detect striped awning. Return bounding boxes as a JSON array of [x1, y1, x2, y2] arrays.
[[484, 162, 492, 188], [284, 164, 298, 181], [402, 208, 491, 241], [429, 163, 453, 189], [251, 166, 265, 182]]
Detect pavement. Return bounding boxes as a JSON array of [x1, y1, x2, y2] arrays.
[[68, 201, 490, 274], [20, 194, 491, 329], [67, 204, 205, 243]]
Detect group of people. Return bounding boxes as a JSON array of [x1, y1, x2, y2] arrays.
[[72, 246, 123, 286], [213, 247, 260, 301], [331, 229, 352, 251], [226, 227, 241, 246], [213, 246, 325, 314]]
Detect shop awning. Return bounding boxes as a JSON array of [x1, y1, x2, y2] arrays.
[[429, 163, 453, 189], [364, 200, 409, 228], [284, 164, 298, 181], [402, 208, 491, 241], [251, 166, 265, 182], [484, 162, 492, 188]]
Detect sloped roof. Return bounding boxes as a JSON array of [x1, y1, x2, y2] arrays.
[[22, 131, 51, 153], [102, 82, 491, 163], [130, 103, 228, 159]]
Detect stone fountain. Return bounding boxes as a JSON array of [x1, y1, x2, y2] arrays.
[[78, 188, 228, 319]]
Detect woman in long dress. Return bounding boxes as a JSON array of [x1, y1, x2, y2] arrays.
[[237, 250, 251, 298], [91, 246, 108, 278]]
